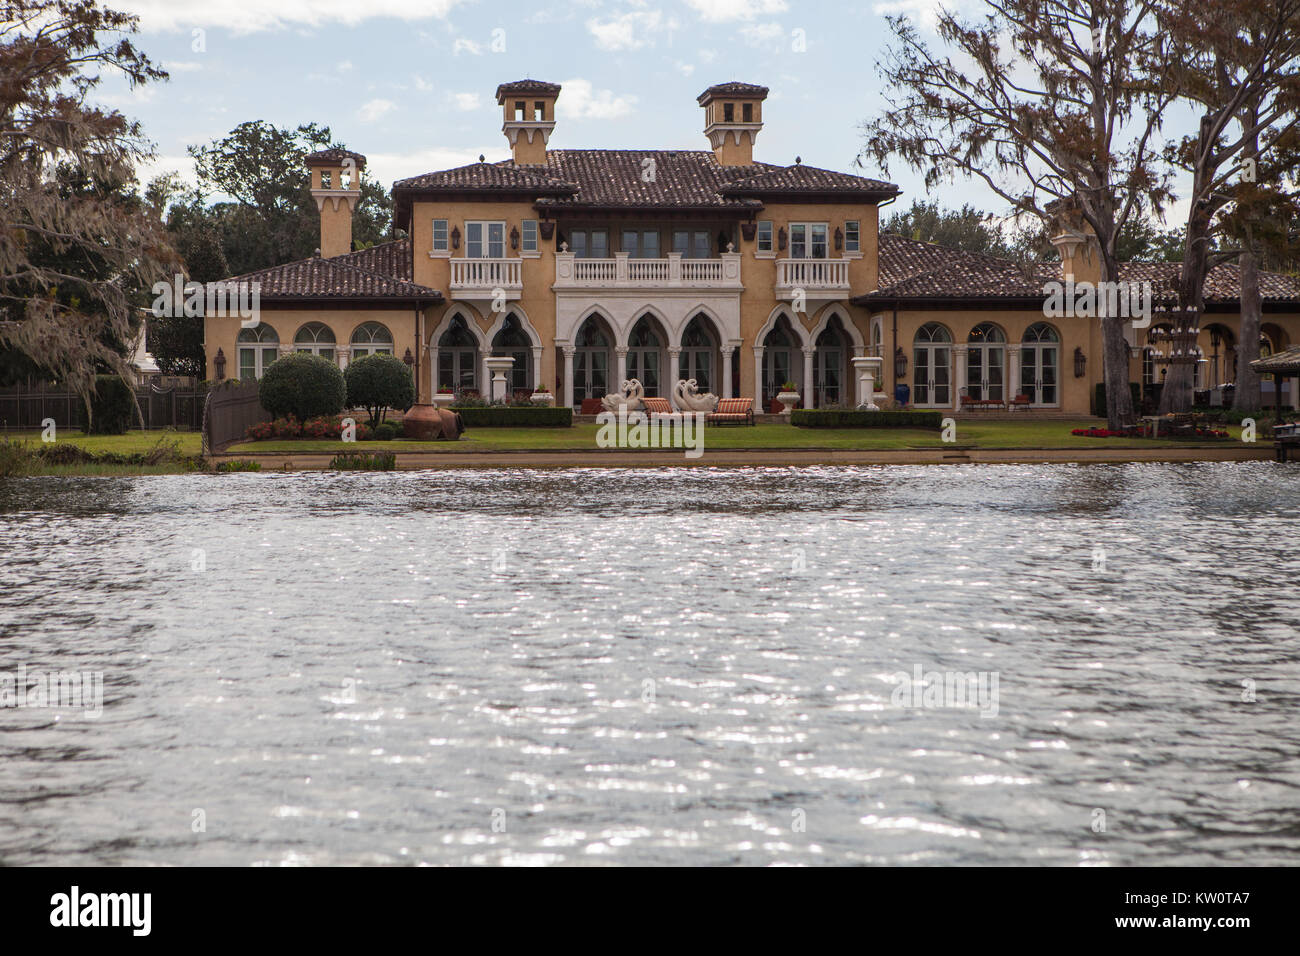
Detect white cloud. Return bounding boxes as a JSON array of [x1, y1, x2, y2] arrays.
[[114, 0, 469, 34], [367, 147, 508, 187], [337, 60, 354, 73], [162, 61, 203, 73], [740, 22, 783, 48], [675, 61, 696, 77], [453, 37, 483, 56], [872, 0, 950, 30], [413, 75, 434, 92], [358, 98, 397, 122], [448, 92, 480, 111], [556, 78, 636, 121], [683, 0, 788, 23], [586, 10, 679, 51]]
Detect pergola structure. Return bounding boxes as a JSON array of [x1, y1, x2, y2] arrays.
[[1250, 345, 1300, 421]]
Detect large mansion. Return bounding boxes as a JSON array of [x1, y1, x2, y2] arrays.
[[202, 80, 1300, 415]]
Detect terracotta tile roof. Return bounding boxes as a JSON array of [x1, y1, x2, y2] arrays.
[[496, 79, 562, 102], [227, 243, 438, 302], [304, 147, 366, 168], [865, 234, 1300, 306], [393, 161, 577, 194], [719, 163, 898, 198], [531, 150, 768, 210], [698, 82, 769, 103], [393, 150, 897, 215]]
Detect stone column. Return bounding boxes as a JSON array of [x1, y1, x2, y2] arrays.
[[615, 345, 629, 389], [531, 346, 543, 393], [952, 344, 968, 409], [336, 345, 351, 370], [429, 346, 440, 392], [666, 346, 681, 401], [753, 346, 765, 412], [562, 345, 576, 409], [802, 346, 815, 410], [720, 346, 735, 399], [1006, 345, 1021, 400]]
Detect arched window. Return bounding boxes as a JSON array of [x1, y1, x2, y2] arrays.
[[491, 313, 533, 393], [912, 323, 952, 407], [573, 316, 611, 400], [351, 322, 393, 359], [762, 316, 799, 401], [814, 314, 849, 407], [438, 314, 478, 394], [1020, 322, 1059, 406], [295, 322, 337, 362], [679, 315, 717, 394], [627, 315, 664, 395], [237, 324, 279, 380], [966, 322, 1006, 402]]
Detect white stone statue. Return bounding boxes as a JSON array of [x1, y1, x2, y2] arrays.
[[601, 378, 645, 412], [673, 378, 718, 412]]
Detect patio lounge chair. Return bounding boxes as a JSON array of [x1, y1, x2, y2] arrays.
[[706, 397, 755, 426], [641, 396, 679, 421], [1008, 394, 1031, 411]]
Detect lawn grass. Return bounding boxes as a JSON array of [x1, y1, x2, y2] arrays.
[[225, 420, 1247, 455], [2, 429, 203, 456]]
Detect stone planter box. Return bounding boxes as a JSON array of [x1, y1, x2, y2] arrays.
[[530, 391, 555, 406], [776, 391, 801, 416]]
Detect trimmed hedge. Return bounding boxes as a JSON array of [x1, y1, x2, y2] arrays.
[[451, 405, 573, 427], [1092, 381, 1142, 417], [88, 375, 135, 434], [259, 353, 346, 421], [790, 409, 944, 429]]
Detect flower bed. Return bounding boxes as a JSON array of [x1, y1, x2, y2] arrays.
[[244, 415, 374, 442], [1071, 425, 1230, 440]]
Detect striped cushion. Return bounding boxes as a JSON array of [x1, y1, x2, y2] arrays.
[[713, 398, 752, 415], [642, 397, 674, 415]]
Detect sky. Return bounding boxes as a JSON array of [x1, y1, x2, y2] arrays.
[[97, 0, 1197, 228]]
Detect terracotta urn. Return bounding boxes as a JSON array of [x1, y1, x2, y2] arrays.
[[402, 404, 464, 441]]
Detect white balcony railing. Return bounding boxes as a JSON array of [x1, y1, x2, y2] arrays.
[[554, 252, 742, 290], [449, 258, 523, 294], [775, 258, 851, 295]]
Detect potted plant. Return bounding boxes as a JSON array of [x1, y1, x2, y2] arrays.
[[776, 380, 801, 416], [531, 384, 555, 407], [432, 385, 456, 407]]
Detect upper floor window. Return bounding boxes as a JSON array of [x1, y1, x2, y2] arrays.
[[521, 219, 539, 254], [723, 103, 735, 122], [320, 170, 332, 188], [514, 100, 526, 121], [570, 229, 608, 259], [673, 230, 712, 260], [432, 219, 449, 253], [534, 101, 545, 121], [845, 221, 860, 253], [756, 221, 773, 254], [742, 103, 753, 122], [789, 222, 828, 259], [623, 230, 660, 259], [466, 221, 505, 259]]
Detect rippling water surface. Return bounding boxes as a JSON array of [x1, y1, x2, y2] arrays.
[[1, 463, 1298, 866]]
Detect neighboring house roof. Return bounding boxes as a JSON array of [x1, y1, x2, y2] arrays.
[[860, 234, 1300, 310], [392, 150, 898, 223], [226, 242, 439, 306], [1251, 344, 1300, 373]]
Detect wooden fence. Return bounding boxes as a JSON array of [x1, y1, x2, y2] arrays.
[[202, 380, 268, 453]]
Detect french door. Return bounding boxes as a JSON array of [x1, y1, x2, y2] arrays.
[[574, 348, 609, 400], [913, 343, 951, 406], [1020, 344, 1058, 405], [814, 347, 842, 407], [966, 344, 1005, 401]]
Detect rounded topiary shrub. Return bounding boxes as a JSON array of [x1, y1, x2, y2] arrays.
[[345, 353, 414, 427], [88, 375, 135, 434], [258, 353, 346, 422], [373, 422, 397, 441]]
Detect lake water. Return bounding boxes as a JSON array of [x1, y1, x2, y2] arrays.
[[1, 463, 1298, 866]]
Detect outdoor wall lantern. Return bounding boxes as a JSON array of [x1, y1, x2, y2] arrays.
[[741, 221, 757, 241], [403, 348, 415, 368], [539, 221, 555, 241], [834, 227, 843, 251], [510, 226, 520, 250], [1074, 347, 1086, 378], [214, 347, 226, 381], [894, 346, 908, 379], [778, 227, 787, 252], [450, 226, 460, 250]]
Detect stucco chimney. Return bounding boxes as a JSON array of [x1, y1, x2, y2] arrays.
[[305, 148, 366, 258], [698, 82, 768, 166], [497, 80, 561, 166]]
